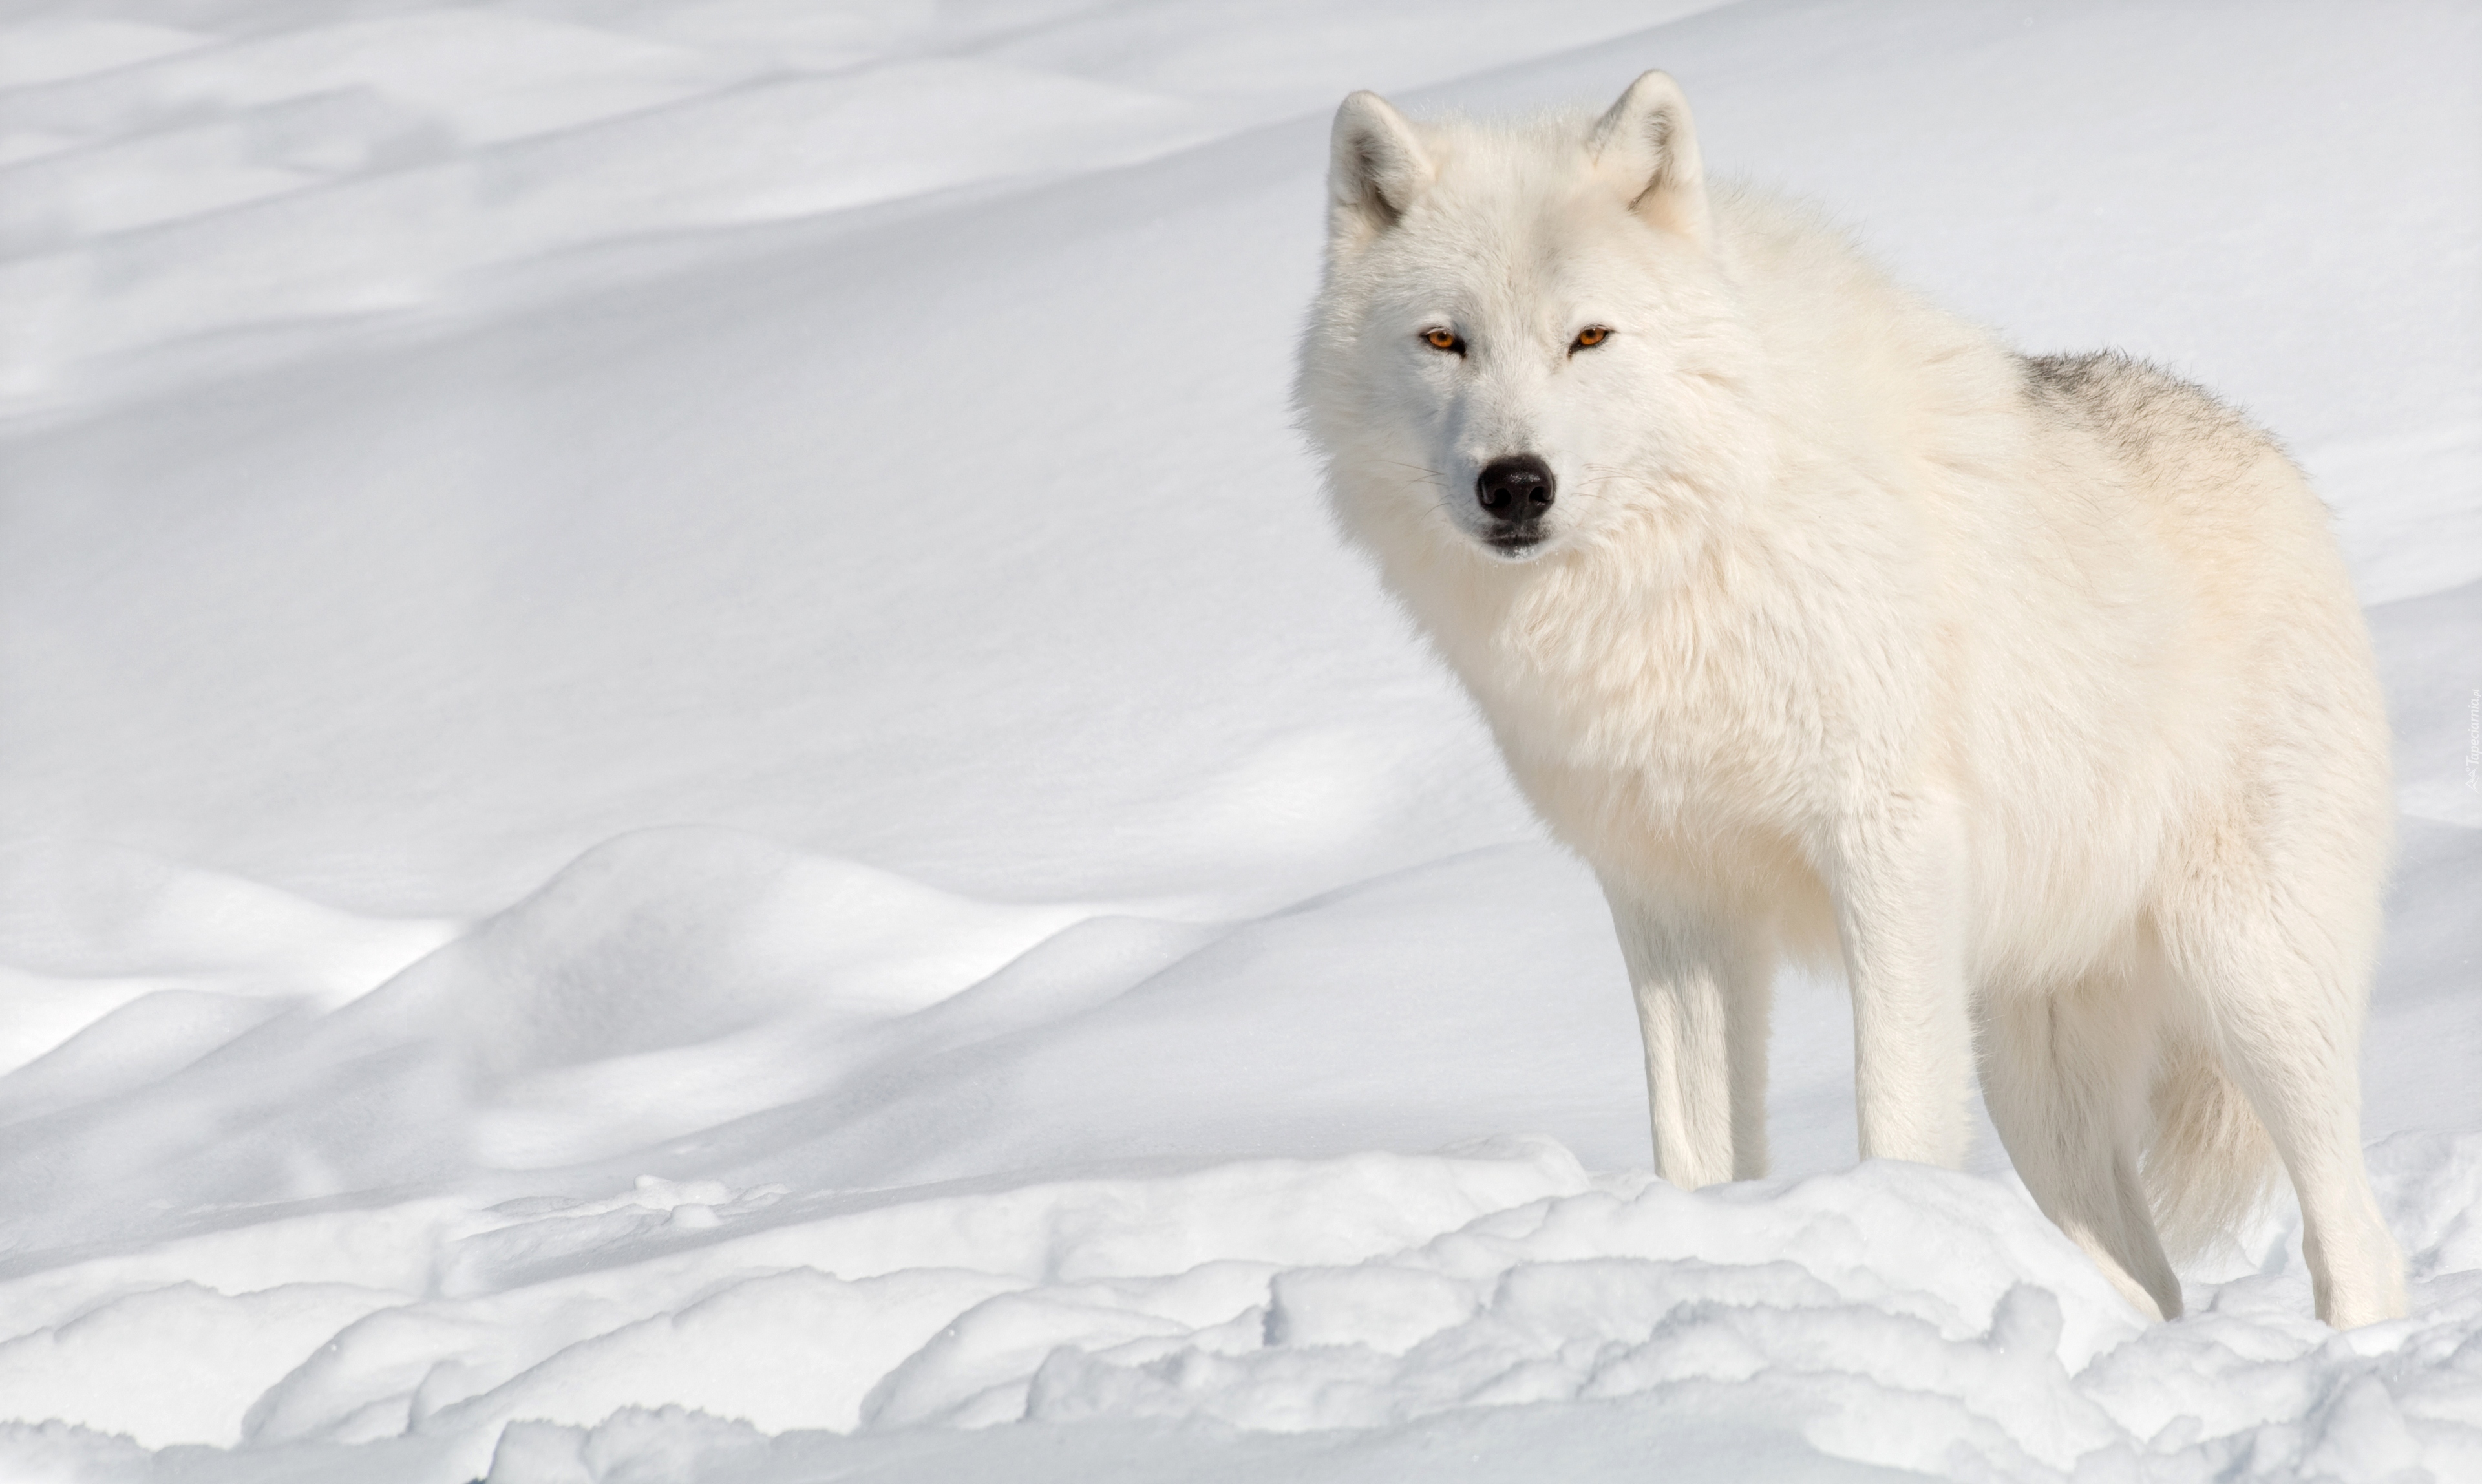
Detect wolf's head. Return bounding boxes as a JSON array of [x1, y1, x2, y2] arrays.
[[1297, 73, 1755, 572]]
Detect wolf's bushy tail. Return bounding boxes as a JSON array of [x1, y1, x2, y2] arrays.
[[2145, 1038, 2280, 1260]]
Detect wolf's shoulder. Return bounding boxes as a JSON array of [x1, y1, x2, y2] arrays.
[[2015, 350, 2282, 466]]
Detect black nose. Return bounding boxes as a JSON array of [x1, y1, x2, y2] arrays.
[[1475, 455, 1555, 518]]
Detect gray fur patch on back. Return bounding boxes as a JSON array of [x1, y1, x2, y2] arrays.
[[2018, 350, 2285, 471]]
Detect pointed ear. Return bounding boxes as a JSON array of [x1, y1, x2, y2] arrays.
[[1589, 70, 1708, 246], [1328, 91, 1434, 249]]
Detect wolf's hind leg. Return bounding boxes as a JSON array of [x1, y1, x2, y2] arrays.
[[1980, 975, 2183, 1320], [2158, 901, 2405, 1328], [1603, 886, 1774, 1188]]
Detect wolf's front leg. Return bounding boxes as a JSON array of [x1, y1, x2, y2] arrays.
[[1602, 884, 1774, 1187], [1832, 803, 1975, 1168]]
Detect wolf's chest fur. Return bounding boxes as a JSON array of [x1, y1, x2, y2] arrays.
[[1405, 529, 1876, 891]]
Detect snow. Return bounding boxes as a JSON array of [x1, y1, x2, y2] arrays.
[[0, 1, 2475, 1480]]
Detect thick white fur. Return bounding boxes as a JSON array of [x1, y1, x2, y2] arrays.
[[1297, 76, 2405, 1328]]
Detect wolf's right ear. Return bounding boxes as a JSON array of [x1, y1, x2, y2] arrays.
[[1328, 92, 1433, 250], [1589, 70, 1709, 247]]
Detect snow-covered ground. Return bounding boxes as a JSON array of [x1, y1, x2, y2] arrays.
[[1, 2, 2476, 1479]]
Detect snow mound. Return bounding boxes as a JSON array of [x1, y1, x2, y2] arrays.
[[0, 826, 1099, 1256], [372, 825, 1088, 1075], [0, 838, 456, 1013]]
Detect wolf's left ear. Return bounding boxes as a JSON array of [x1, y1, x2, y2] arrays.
[[1589, 70, 1708, 246], [1328, 91, 1434, 251]]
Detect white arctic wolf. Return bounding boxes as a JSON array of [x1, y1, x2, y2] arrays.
[[1297, 72, 2404, 1328]]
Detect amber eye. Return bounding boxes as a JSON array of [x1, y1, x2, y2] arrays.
[[1571, 325, 1611, 351], [1422, 327, 1463, 353]]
